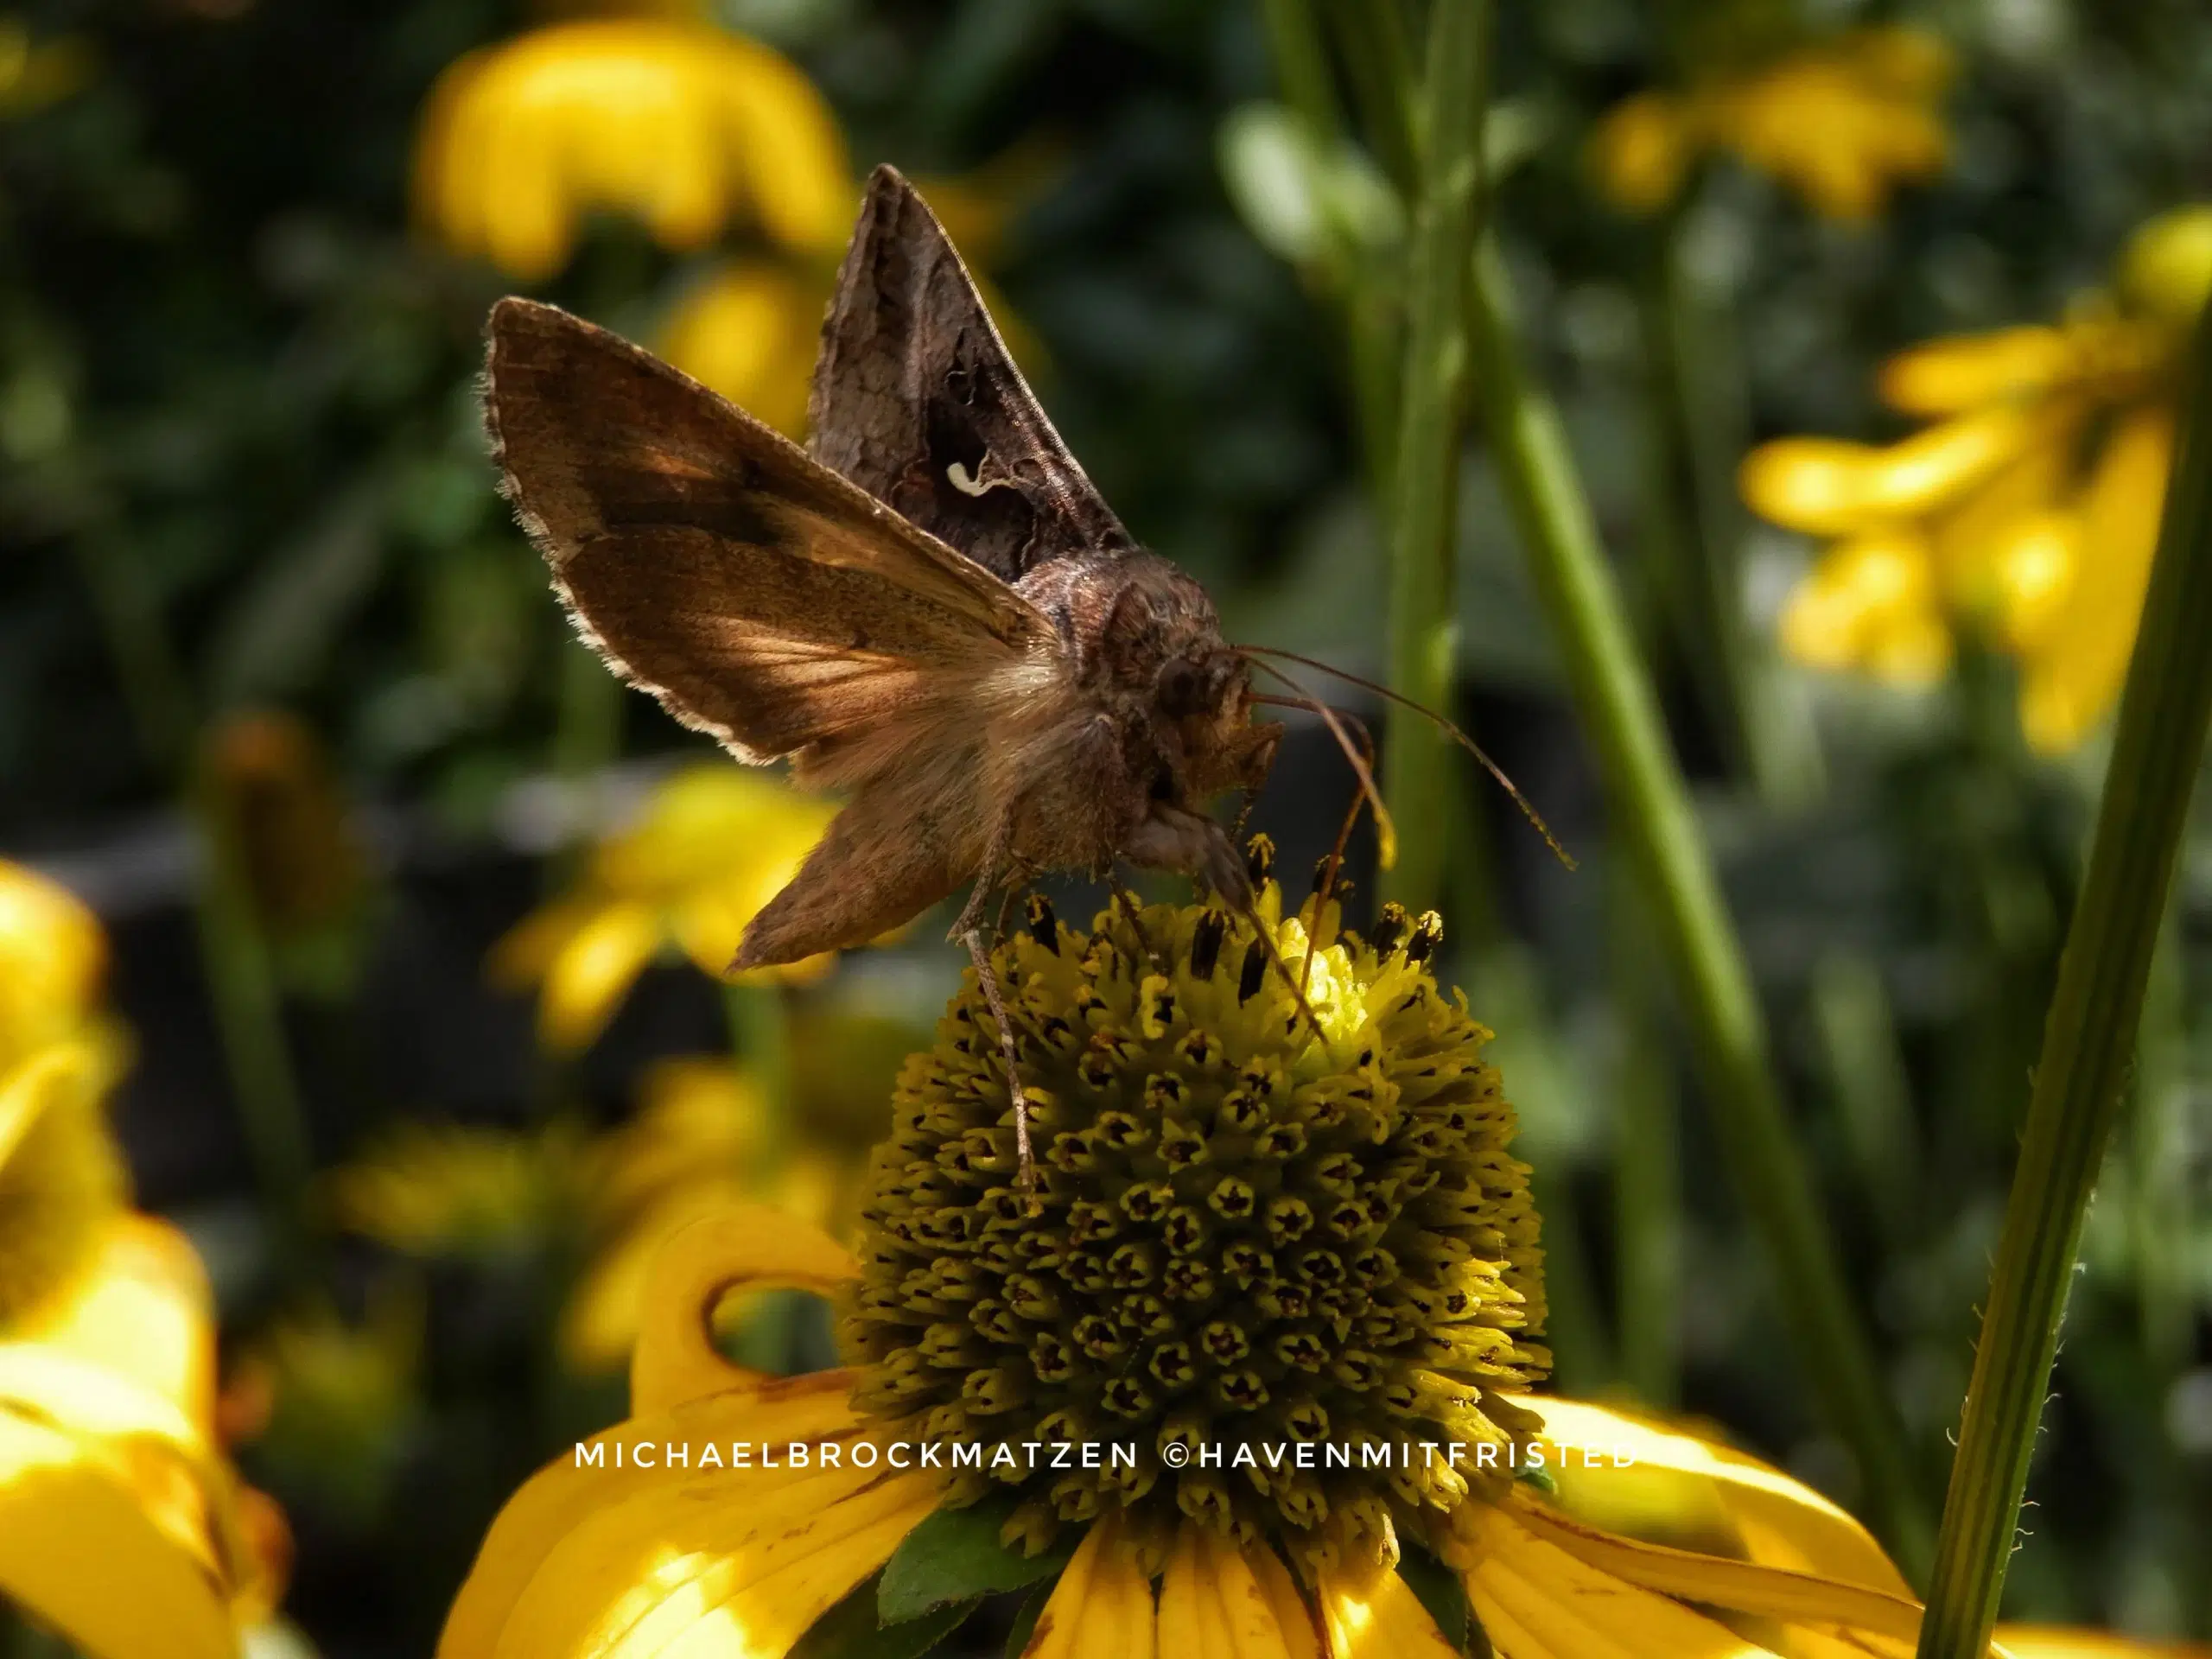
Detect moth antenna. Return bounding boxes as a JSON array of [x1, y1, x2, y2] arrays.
[[1241, 660, 1399, 869], [1238, 645, 1576, 871]]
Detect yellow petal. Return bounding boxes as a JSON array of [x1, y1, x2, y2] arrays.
[[15, 1215, 215, 1435], [0, 859, 106, 1073], [1499, 1485, 1942, 1649], [1742, 407, 2035, 536], [630, 1206, 859, 1415], [1457, 1498, 1783, 1657], [0, 1410, 236, 1659], [658, 261, 823, 438], [1777, 533, 1951, 686], [493, 1462, 936, 1659], [2018, 407, 2172, 752], [1313, 1546, 1462, 1659], [1986, 509, 2081, 655], [1878, 326, 2076, 416], [439, 1369, 868, 1658], [537, 901, 662, 1054], [2116, 204, 2212, 327], [1160, 1525, 1319, 1659], [715, 35, 852, 255], [1589, 92, 1691, 216], [1506, 1394, 1908, 1595], [560, 1176, 754, 1371], [1027, 1511, 1158, 1659]]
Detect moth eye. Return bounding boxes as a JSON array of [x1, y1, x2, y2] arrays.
[[1158, 660, 1203, 718], [1149, 766, 1177, 802]]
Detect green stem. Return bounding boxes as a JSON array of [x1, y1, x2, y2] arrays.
[[193, 784, 314, 1217], [1378, 0, 1488, 918], [1916, 310, 2212, 1659], [1612, 876, 1681, 1407], [1809, 950, 1918, 1240], [2127, 901, 2190, 1372], [723, 982, 794, 1139], [1465, 234, 1931, 1569]]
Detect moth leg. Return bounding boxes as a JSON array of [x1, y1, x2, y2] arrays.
[[961, 921, 1035, 1200], [1109, 870, 1161, 970], [952, 812, 1037, 1197]]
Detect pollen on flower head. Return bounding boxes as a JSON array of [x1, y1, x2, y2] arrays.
[[839, 852, 1549, 1567]]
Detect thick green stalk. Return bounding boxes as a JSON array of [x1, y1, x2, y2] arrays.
[[1916, 310, 2212, 1659], [1465, 236, 1930, 1568], [1611, 879, 1681, 1407], [1378, 0, 1487, 917]]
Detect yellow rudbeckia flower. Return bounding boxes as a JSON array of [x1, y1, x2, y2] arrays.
[[489, 766, 841, 1054], [1747, 204, 2212, 752], [1592, 25, 1953, 222], [413, 17, 849, 281], [1, 1214, 286, 1658], [440, 868, 1980, 1659], [1999, 1632, 2210, 1658], [0, 857, 110, 1076], [561, 1055, 849, 1370]]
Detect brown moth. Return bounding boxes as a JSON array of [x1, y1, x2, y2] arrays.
[[484, 165, 1291, 1173]]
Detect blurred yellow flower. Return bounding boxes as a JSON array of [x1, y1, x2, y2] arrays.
[[0, 16, 95, 119], [323, 1118, 584, 1257], [1746, 204, 2212, 751], [560, 1055, 849, 1370], [1, 1214, 287, 1658], [657, 258, 825, 435], [228, 1293, 423, 1524], [1592, 24, 1952, 221], [2001, 1631, 2212, 1658], [413, 17, 849, 281], [488, 766, 840, 1053], [0, 1042, 129, 1327], [0, 858, 109, 1075]]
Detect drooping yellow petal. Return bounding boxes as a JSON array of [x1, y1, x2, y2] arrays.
[[1986, 509, 2081, 656], [1027, 1510, 1159, 1659], [1742, 406, 2035, 536], [658, 260, 824, 439], [492, 1459, 935, 1659], [15, 1215, 214, 1435], [1160, 1524, 1320, 1659], [439, 1369, 869, 1659], [561, 1174, 754, 1371], [2116, 204, 2212, 328], [0, 861, 107, 1073], [629, 1207, 858, 1415], [1777, 532, 1951, 687], [0, 1411, 237, 1659], [0, 1039, 129, 1326], [1878, 326, 2077, 416], [1507, 1395, 1909, 1595], [1498, 1486, 1936, 1649], [1456, 1498, 1783, 1658], [536, 899, 661, 1053], [2018, 407, 2173, 752], [1313, 1546, 1462, 1659]]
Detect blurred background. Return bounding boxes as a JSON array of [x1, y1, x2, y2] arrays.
[[1, 0, 2209, 1651]]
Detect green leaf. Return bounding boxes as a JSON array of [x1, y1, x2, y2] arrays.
[[1396, 1544, 1478, 1657], [789, 1572, 976, 1659], [1002, 1574, 1059, 1659], [877, 1497, 1074, 1625]]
